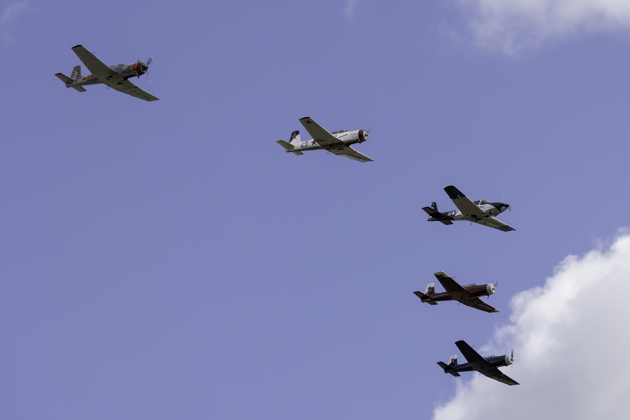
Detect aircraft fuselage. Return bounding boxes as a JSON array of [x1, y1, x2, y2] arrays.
[[69, 62, 147, 87], [427, 202, 508, 223], [422, 284, 494, 303], [292, 129, 368, 152], [445, 355, 512, 374]]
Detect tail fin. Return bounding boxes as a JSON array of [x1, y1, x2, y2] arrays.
[[70, 65, 81, 80], [425, 283, 435, 295], [431, 202, 438, 212], [448, 355, 458, 366], [289, 130, 301, 146]]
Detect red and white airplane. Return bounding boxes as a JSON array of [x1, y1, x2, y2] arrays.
[[55, 45, 158, 102]]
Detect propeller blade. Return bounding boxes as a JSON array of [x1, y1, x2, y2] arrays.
[[146, 56, 154, 66]]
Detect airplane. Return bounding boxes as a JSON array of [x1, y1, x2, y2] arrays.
[[414, 271, 499, 313], [422, 185, 514, 232], [55, 45, 158, 102], [276, 116, 373, 162], [437, 340, 519, 386]]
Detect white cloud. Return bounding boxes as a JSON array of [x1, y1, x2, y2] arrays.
[[0, 0, 30, 43], [433, 231, 630, 420], [455, 0, 630, 55], [344, 0, 360, 21]]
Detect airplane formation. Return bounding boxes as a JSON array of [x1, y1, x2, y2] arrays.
[[55, 45, 519, 389]]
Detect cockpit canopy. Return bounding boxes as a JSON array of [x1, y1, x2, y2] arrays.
[[331, 130, 348, 134], [473, 200, 490, 205]]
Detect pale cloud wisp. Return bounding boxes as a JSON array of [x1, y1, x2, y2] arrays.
[[0, 0, 30, 43], [455, 0, 630, 55]]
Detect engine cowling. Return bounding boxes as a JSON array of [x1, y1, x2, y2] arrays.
[[358, 129, 369, 143], [486, 283, 496, 296], [504, 354, 514, 366]]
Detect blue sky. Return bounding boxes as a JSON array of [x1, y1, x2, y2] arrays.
[[2, 1, 630, 419]]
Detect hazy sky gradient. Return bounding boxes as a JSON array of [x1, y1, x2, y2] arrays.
[[2, 1, 630, 419]]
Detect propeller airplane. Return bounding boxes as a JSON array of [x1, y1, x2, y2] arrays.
[[414, 272, 500, 313], [423, 185, 514, 232], [55, 45, 158, 102], [276, 116, 373, 162], [437, 340, 519, 386]]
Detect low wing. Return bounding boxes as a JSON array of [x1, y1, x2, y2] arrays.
[[473, 217, 515, 232], [444, 186, 485, 218], [480, 368, 520, 386], [455, 340, 518, 386], [327, 145, 373, 162], [104, 78, 159, 102], [455, 340, 486, 364], [71, 45, 117, 79], [434, 272, 499, 313], [299, 117, 343, 148]]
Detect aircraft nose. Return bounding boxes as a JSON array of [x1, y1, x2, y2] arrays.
[[486, 283, 496, 296], [358, 129, 369, 143], [501, 203, 509, 212], [141, 64, 149, 72]]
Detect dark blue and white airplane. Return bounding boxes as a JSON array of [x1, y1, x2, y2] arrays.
[[423, 186, 514, 232], [437, 340, 519, 386]]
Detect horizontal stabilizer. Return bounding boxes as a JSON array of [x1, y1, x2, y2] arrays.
[[422, 206, 441, 217], [413, 291, 437, 304], [71, 85, 86, 92], [277, 140, 304, 155], [54, 73, 73, 84], [437, 362, 460, 376], [439, 220, 453, 225]]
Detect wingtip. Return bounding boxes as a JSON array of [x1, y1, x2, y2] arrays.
[[444, 185, 464, 199], [71, 44, 83, 49]]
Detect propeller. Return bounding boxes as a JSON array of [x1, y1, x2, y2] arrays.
[[145, 56, 154, 83], [137, 56, 154, 82]]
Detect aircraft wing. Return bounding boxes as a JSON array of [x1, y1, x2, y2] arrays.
[[434, 272, 499, 313], [479, 367, 520, 386], [473, 217, 515, 232], [444, 186, 485, 218], [106, 78, 159, 102], [327, 145, 374, 162], [71, 45, 117, 79], [299, 117, 344, 148], [455, 340, 519, 386]]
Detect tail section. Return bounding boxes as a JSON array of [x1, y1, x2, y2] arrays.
[[289, 130, 301, 146], [422, 203, 441, 218], [276, 140, 303, 156], [70, 65, 81, 81], [54, 72, 86, 92], [422, 202, 454, 225], [437, 358, 461, 376], [448, 355, 457, 366], [413, 283, 437, 305]]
